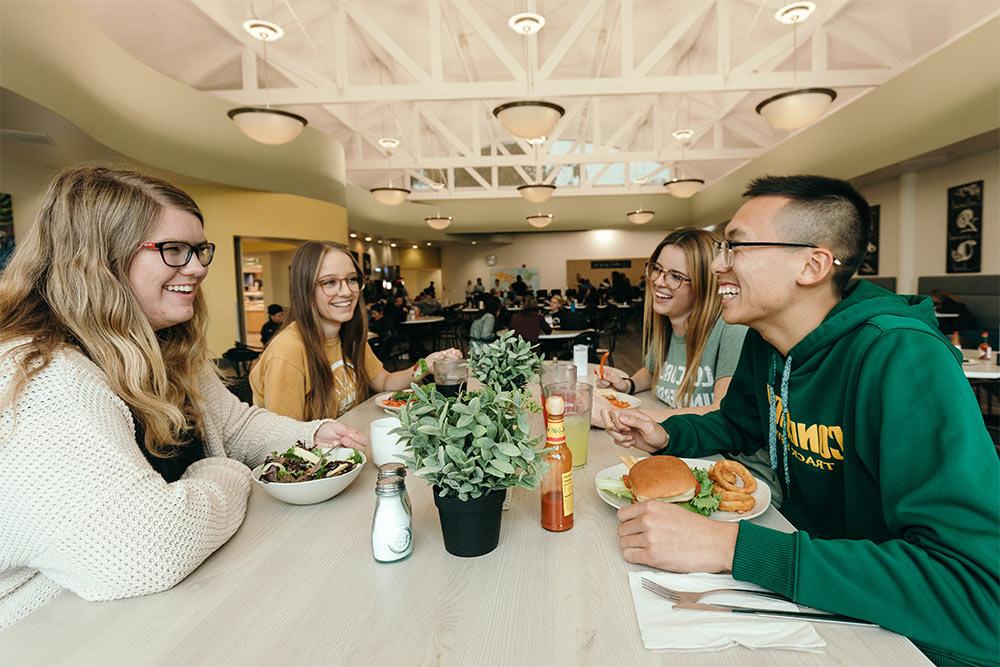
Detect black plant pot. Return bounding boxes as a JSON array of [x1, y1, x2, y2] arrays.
[[433, 487, 505, 557]]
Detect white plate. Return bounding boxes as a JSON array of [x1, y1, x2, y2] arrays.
[[594, 457, 771, 522], [374, 392, 413, 412], [594, 388, 641, 409]]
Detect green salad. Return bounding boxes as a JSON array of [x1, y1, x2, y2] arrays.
[[259, 441, 363, 484]]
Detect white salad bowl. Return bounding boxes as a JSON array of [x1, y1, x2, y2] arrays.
[[251, 447, 367, 505]]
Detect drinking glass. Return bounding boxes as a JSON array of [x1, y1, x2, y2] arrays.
[[541, 381, 592, 468], [433, 359, 468, 398]]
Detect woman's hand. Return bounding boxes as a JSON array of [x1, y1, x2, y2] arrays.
[[595, 366, 630, 393], [314, 421, 369, 452], [414, 348, 463, 381], [601, 408, 668, 453]]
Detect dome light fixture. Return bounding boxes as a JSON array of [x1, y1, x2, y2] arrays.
[[508, 12, 545, 35], [517, 184, 556, 204], [526, 213, 553, 229], [377, 137, 400, 150], [370, 187, 411, 206], [665, 178, 705, 198], [756, 3, 835, 130], [493, 101, 565, 140], [229, 18, 306, 145], [626, 210, 655, 225], [425, 215, 453, 231]]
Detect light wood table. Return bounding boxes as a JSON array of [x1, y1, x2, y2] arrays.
[[0, 388, 928, 665], [963, 348, 1000, 380]]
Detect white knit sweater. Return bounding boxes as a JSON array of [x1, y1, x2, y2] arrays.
[[0, 341, 326, 630]]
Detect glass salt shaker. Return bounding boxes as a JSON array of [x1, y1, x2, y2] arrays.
[[378, 462, 411, 513], [372, 477, 412, 563]]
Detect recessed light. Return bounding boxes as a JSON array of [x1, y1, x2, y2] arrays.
[[426, 242, 432, 246], [412, 244, 419, 249], [774, 2, 816, 24], [349, 232, 358, 238], [390, 242, 397, 248], [672, 129, 694, 142], [471, 241, 477, 245], [364, 236, 372, 242], [508, 12, 545, 35], [377, 137, 400, 150], [242, 19, 284, 42]]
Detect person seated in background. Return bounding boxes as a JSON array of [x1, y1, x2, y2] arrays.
[[929, 288, 977, 333], [414, 289, 441, 316], [385, 295, 409, 326], [511, 274, 529, 299], [260, 303, 285, 346], [602, 175, 999, 665], [0, 166, 368, 630], [368, 302, 395, 340], [250, 241, 460, 420], [464, 279, 475, 303], [491, 278, 502, 296], [427, 281, 436, 298], [547, 295, 565, 314], [510, 297, 552, 344], [469, 298, 500, 344]]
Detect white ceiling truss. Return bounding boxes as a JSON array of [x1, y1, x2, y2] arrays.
[[79, 0, 1000, 200]]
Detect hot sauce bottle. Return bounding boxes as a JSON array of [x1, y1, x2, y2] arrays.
[[540, 395, 574, 532]]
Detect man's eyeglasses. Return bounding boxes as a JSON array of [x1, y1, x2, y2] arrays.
[[713, 240, 842, 269], [139, 241, 215, 267], [317, 275, 364, 296], [644, 262, 692, 290]]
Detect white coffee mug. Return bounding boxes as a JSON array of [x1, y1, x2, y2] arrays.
[[370, 417, 406, 466]]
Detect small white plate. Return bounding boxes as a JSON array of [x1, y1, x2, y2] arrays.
[[374, 392, 413, 412], [595, 457, 771, 522], [595, 388, 641, 409]]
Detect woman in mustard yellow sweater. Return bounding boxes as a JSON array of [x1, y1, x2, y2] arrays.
[[250, 242, 460, 420]]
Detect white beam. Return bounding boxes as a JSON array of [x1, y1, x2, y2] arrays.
[[633, 0, 714, 78], [463, 166, 493, 190], [716, 0, 731, 76], [429, 0, 443, 82], [830, 20, 908, 69], [496, 142, 534, 185], [450, 0, 525, 82], [240, 46, 257, 91], [350, 147, 760, 170], [812, 27, 828, 71], [418, 106, 472, 157], [537, 0, 604, 81], [732, 0, 850, 74], [334, 3, 348, 89], [602, 98, 653, 152], [344, 4, 430, 83], [211, 68, 889, 106], [406, 183, 694, 200], [620, 0, 633, 77]]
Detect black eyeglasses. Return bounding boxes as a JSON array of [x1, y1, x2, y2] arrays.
[[644, 262, 692, 289], [139, 241, 216, 267], [713, 240, 842, 268], [317, 275, 364, 296]]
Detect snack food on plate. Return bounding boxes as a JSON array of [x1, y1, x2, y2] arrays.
[[596, 387, 632, 409], [709, 460, 756, 513], [381, 389, 414, 408]]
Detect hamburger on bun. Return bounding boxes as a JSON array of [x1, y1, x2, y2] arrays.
[[623, 456, 697, 503]]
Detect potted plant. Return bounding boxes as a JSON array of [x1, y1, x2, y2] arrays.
[[468, 330, 543, 392], [396, 383, 546, 557]]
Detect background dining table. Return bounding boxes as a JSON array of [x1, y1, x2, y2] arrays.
[[0, 379, 929, 665]]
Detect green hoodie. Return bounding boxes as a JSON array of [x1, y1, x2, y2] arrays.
[[663, 280, 999, 666]]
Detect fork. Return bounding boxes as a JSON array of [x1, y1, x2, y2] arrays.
[[641, 577, 792, 605]]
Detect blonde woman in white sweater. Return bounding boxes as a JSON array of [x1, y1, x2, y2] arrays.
[[0, 166, 367, 629]]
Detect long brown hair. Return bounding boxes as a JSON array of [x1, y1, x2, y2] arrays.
[[641, 228, 722, 406], [287, 241, 370, 419], [0, 165, 210, 456]]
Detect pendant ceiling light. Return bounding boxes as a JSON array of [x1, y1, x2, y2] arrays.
[[526, 213, 553, 229], [625, 164, 654, 225], [665, 97, 704, 199], [425, 205, 453, 230], [370, 97, 410, 205], [228, 19, 307, 145], [518, 140, 556, 203], [756, 2, 836, 130], [492, 13, 564, 141]]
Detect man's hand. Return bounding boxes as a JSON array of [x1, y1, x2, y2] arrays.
[[314, 421, 369, 452], [602, 408, 668, 453], [617, 501, 738, 573]]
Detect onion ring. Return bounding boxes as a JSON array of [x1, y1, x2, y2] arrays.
[[717, 489, 756, 513], [709, 460, 757, 494]]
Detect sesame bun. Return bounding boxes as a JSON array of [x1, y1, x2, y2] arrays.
[[626, 456, 697, 503]]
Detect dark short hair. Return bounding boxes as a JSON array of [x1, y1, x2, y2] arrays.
[[266, 304, 284, 316], [743, 175, 871, 296]]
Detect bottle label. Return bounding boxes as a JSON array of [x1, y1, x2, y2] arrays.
[[388, 527, 412, 554], [545, 414, 566, 445], [561, 471, 574, 516]]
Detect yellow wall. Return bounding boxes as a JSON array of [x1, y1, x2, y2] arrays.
[[399, 247, 442, 269], [185, 185, 347, 356]]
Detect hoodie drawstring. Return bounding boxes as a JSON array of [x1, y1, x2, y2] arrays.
[[768, 352, 793, 496]]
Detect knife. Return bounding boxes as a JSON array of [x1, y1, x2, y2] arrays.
[[673, 602, 878, 627]]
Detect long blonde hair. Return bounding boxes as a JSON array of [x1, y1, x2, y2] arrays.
[[0, 165, 211, 456], [641, 228, 722, 406], [287, 242, 370, 420]]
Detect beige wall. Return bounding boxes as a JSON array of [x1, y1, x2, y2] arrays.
[[1, 156, 54, 239], [858, 148, 998, 290], [566, 258, 647, 288], [441, 228, 672, 302]]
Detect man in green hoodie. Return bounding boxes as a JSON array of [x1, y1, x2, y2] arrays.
[[603, 175, 999, 666]]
